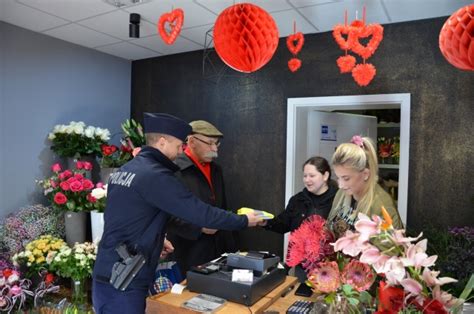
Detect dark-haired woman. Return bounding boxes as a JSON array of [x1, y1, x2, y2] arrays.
[[263, 156, 337, 282]]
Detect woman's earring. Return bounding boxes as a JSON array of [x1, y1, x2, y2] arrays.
[[364, 177, 368, 181]]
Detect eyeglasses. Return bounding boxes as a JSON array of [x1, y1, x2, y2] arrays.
[[192, 136, 221, 147]]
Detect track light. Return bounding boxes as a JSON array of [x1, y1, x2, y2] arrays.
[[129, 13, 140, 38]]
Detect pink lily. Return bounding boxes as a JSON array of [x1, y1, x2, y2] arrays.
[[383, 257, 406, 285], [400, 277, 423, 299], [359, 246, 382, 265], [354, 213, 380, 240], [333, 230, 365, 256], [401, 240, 437, 269], [422, 268, 457, 287]]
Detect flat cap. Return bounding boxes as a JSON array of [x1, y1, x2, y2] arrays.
[[189, 120, 223, 138], [143, 113, 192, 142]]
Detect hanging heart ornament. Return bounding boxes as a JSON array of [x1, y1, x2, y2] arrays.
[[286, 32, 305, 55], [288, 58, 302, 72], [157, 8, 184, 45], [351, 23, 383, 59]]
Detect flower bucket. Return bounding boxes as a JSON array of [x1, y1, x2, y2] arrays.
[[90, 210, 104, 243], [64, 211, 87, 246], [99, 167, 118, 184]]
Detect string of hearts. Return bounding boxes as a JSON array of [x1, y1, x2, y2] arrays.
[[286, 22, 305, 72], [332, 9, 384, 86], [158, 8, 184, 45]]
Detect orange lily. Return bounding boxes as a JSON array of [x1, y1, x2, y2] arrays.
[[381, 206, 393, 230]]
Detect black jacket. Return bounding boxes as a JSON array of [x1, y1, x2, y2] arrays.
[[265, 183, 338, 234], [167, 154, 238, 276], [93, 146, 247, 290]]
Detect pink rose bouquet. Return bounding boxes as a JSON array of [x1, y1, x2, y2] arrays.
[[39, 161, 104, 212]]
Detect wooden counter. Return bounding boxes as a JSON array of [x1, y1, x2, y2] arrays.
[[146, 276, 298, 314]]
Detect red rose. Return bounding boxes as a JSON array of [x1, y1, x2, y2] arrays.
[[82, 179, 94, 190], [378, 281, 404, 313], [67, 177, 77, 184], [60, 181, 70, 191], [120, 144, 133, 153], [3, 268, 12, 279], [50, 179, 58, 188], [69, 181, 83, 192], [45, 273, 55, 285], [87, 193, 97, 203], [83, 161, 93, 171], [62, 170, 73, 178], [74, 173, 84, 180], [76, 161, 84, 169], [54, 192, 68, 205], [96, 182, 104, 189], [101, 144, 118, 156], [51, 163, 62, 172]]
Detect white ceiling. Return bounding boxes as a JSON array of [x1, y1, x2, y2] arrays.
[[1, 0, 470, 61]]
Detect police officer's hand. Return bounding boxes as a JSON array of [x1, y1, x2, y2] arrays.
[[202, 227, 218, 235], [245, 212, 264, 227]]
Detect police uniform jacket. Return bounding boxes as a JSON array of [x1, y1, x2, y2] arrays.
[[93, 146, 248, 290], [167, 154, 238, 276]]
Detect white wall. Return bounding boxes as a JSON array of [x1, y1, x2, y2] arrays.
[[0, 22, 131, 218]]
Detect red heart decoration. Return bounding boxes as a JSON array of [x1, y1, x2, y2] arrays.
[[352, 63, 376, 86], [351, 23, 383, 60], [288, 58, 302, 72], [286, 32, 304, 56], [157, 8, 184, 45], [336, 55, 356, 73], [332, 24, 356, 51]]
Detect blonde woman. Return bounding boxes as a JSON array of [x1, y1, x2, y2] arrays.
[[327, 135, 403, 238]]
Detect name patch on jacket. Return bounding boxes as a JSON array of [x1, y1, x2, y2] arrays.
[[109, 171, 136, 187]]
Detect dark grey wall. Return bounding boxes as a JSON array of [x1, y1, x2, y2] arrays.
[[131, 17, 474, 257], [0, 22, 131, 218]]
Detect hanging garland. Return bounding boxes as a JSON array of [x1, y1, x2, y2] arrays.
[[286, 22, 305, 72], [332, 8, 384, 86]]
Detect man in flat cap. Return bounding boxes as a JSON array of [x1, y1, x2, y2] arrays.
[[167, 120, 237, 278], [92, 113, 263, 314]]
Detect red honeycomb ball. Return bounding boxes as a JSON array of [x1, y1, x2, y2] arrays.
[[439, 4, 474, 71], [213, 3, 279, 73]]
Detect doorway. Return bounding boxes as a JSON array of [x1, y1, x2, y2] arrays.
[[284, 93, 410, 258]]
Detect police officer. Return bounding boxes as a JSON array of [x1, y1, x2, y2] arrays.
[[92, 113, 263, 313]]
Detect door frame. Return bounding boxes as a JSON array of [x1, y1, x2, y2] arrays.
[[285, 93, 410, 258]]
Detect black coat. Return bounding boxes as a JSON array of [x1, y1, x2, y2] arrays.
[[265, 183, 338, 234], [93, 146, 247, 290], [167, 154, 238, 277]]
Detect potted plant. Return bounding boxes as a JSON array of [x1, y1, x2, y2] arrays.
[[89, 184, 107, 243], [48, 121, 110, 159], [48, 241, 97, 309], [39, 161, 100, 246]]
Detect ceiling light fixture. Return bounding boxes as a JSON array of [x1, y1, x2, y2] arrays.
[[129, 13, 141, 38], [103, 0, 152, 9]]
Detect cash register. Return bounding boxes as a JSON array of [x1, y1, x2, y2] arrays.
[[186, 251, 286, 306]]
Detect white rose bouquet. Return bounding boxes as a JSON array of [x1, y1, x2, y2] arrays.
[[48, 242, 97, 281], [48, 121, 110, 158]]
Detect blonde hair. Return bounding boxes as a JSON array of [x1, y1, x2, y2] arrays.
[[331, 137, 378, 215]]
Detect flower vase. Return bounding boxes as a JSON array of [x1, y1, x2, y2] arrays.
[[99, 167, 119, 184], [64, 211, 87, 246], [90, 210, 104, 243], [71, 278, 87, 305]]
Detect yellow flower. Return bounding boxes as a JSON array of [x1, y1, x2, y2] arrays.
[[28, 255, 35, 263], [33, 248, 42, 256], [36, 256, 45, 264]]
